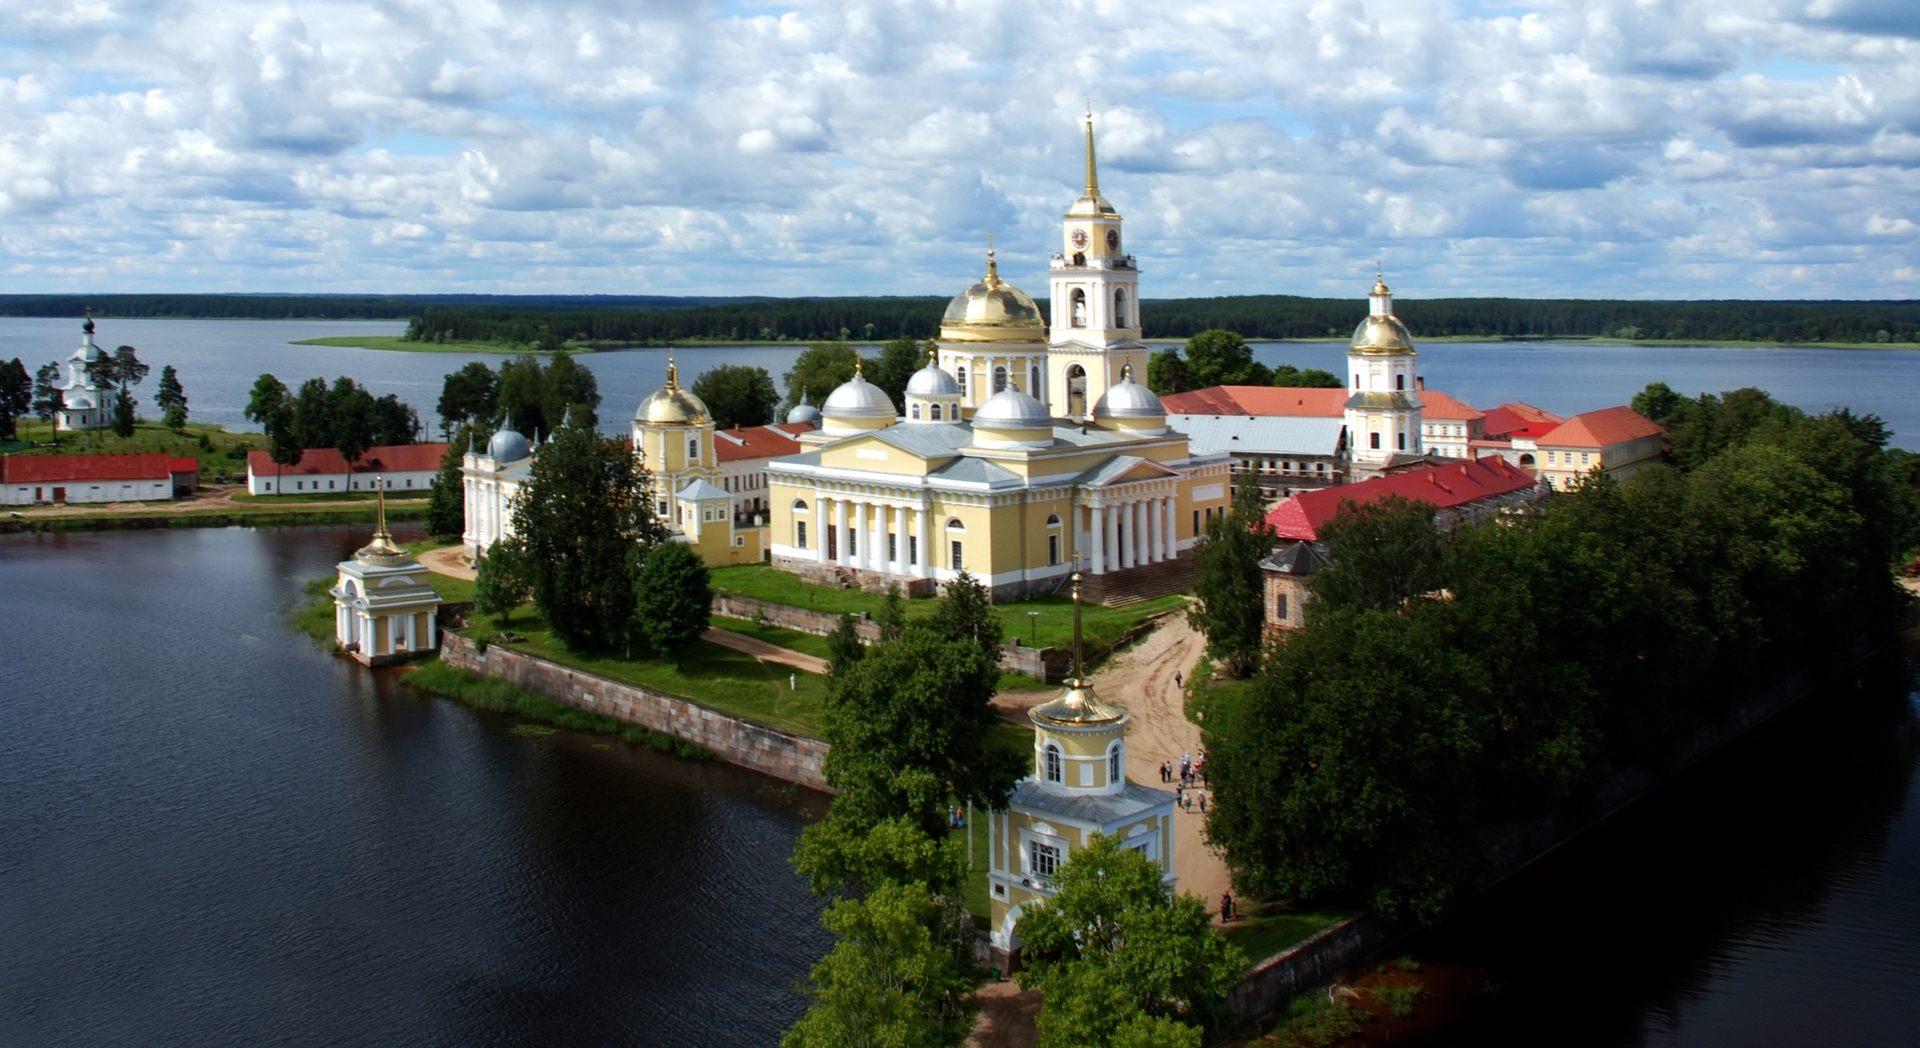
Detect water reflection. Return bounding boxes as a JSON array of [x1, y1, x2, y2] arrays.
[[0, 526, 829, 1048]]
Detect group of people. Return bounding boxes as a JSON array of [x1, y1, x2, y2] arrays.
[[1158, 750, 1206, 787]]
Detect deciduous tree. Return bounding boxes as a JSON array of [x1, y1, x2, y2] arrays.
[[1189, 480, 1274, 676], [473, 535, 531, 625], [868, 336, 925, 409], [930, 570, 1000, 660], [0, 358, 31, 439], [691, 363, 780, 431], [633, 539, 712, 668], [782, 342, 861, 415], [437, 361, 498, 437], [782, 881, 978, 1048], [828, 613, 865, 677]]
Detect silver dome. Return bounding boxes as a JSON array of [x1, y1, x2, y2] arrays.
[[822, 372, 897, 419], [487, 427, 532, 463], [1093, 373, 1166, 419], [972, 388, 1053, 429], [905, 363, 961, 398], [786, 395, 822, 425]]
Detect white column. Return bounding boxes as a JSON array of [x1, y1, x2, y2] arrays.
[[1090, 505, 1106, 575], [1102, 503, 1119, 574], [1139, 500, 1152, 564], [1161, 496, 1175, 560], [890, 506, 904, 575], [852, 501, 868, 570], [1147, 495, 1162, 563], [814, 493, 828, 563], [915, 505, 929, 577], [834, 498, 849, 565], [1131, 500, 1145, 568], [1119, 500, 1134, 570]]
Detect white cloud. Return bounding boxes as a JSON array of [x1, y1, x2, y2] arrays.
[[0, 0, 1914, 298]]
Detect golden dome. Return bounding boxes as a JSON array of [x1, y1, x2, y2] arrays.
[[1372, 277, 1391, 297], [634, 358, 713, 425], [940, 249, 1048, 344], [1029, 573, 1128, 726], [1350, 315, 1416, 355], [353, 479, 413, 567]]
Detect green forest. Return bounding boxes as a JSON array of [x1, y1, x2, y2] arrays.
[[4, 293, 1916, 345]]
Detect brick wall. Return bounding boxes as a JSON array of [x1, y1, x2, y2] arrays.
[[441, 633, 832, 792]]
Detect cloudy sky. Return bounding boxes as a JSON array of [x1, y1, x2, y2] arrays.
[[2, 0, 1917, 299]]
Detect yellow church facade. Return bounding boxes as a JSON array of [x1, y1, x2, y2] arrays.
[[765, 114, 1231, 604]]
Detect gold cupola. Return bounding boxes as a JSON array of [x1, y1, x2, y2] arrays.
[[1350, 273, 1416, 355], [635, 357, 714, 425], [940, 247, 1048, 345], [353, 478, 412, 567], [1030, 573, 1128, 728]]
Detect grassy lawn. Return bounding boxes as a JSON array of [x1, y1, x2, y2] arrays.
[[1224, 905, 1352, 967], [710, 563, 925, 617], [9, 418, 262, 483], [464, 606, 829, 736], [710, 615, 835, 661], [292, 335, 591, 355]]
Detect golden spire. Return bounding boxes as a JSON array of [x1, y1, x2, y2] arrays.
[[1372, 260, 1389, 297], [1120, 362, 1133, 381], [927, 341, 939, 365], [1071, 571, 1084, 683], [1083, 103, 1099, 196], [665, 356, 680, 391], [854, 355, 864, 377], [353, 476, 409, 565], [983, 234, 1002, 288]]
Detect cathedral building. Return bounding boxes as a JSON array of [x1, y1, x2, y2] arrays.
[[763, 115, 1232, 605]]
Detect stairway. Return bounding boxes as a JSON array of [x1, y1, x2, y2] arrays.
[[1076, 556, 1195, 608]]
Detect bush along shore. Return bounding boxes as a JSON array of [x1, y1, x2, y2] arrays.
[[0, 503, 428, 533]]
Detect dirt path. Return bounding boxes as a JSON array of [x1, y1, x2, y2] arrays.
[[701, 627, 830, 675], [418, 545, 475, 580]]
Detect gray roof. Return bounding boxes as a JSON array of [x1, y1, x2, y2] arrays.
[[973, 388, 1053, 428], [928, 457, 1022, 485], [1167, 414, 1345, 457], [905, 363, 962, 397], [1074, 455, 1176, 488], [1261, 539, 1329, 576], [823, 373, 896, 418], [1009, 780, 1173, 828], [1093, 375, 1166, 419], [675, 478, 729, 501], [871, 424, 974, 458]]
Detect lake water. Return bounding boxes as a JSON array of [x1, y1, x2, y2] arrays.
[[0, 526, 830, 1048], [2, 317, 1916, 449]]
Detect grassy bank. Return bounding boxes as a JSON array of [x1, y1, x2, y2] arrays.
[[228, 489, 434, 504], [292, 335, 591, 354], [1, 503, 427, 533], [401, 657, 716, 760]]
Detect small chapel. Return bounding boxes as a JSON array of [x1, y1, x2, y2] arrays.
[[55, 314, 110, 432], [985, 572, 1177, 970], [331, 479, 442, 666]]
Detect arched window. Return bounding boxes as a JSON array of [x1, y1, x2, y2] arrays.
[[911, 403, 922, 420], [688, 438, 699, 461], [930, 403, 942, 421], [993, 366, 1008, 393], [1113, 288, 1128, 327], [946, 518, 965, 531], [1070, 289, 1087, 327], [1109, 743, 1122, 785], [1044, 743, 1062, 783], [957, 366, 968, 399], [1065, 363, 1087, 416], [1030, 364, 1041, 395], [792, 499, 809, 511], [1519, 453, 1535, 467], [1046, 513, 1061, 526]]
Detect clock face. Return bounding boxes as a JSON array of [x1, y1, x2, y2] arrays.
[[1070, 229, 1090, 250], [1106, 229, 1120, 251]]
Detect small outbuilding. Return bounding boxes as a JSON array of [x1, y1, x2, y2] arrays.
[[1, 453, 175, 505], [330, 481, 441, 666]]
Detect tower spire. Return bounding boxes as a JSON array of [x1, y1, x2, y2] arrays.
[[1083, 103, 1099, 196], [1071, 571, 1085, 684], [984, 233, 1001, 288], [665, 356, 680, 391]]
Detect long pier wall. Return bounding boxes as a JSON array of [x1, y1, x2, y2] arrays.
[[441, 633, 831, 792]]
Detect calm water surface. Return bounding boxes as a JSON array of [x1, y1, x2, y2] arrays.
[[0, 526, 829, 1048], [0, 318, 1915, 448]]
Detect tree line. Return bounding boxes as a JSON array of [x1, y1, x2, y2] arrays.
[[404, 296, 1920, 348], [245, 374, 422, 471], [1192, 385, 1920, 922], [0, 293, 765, 321]]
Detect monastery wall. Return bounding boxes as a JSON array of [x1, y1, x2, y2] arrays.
[[709, 593, 1068, 681], [441, 633, 831, 791]]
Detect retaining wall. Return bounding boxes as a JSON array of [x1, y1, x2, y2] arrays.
[[441, 632, 831, 792], [710, 593, 1066, 682]]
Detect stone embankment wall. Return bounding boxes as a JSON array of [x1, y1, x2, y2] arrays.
[[710, 593, 1068, 682], [441, 633, 831, 792], [1224, 645, 1888, 1030]]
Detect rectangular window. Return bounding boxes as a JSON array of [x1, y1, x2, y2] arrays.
[[1278, 594, 1289, 622], [1370, 432, 1381, 450], [909, 536, 918, 565], [1581, 452, 1590, 465], [1030, 840, 1059, 879], [1192, 509, 1199, 534], [296, 481, 303, 490], [888, 533, 897, 560], [797, 521, 808, 549], [328, 480, 335, 490], [1048, 535, 1060, 566], [1397, 433, 1406, 450], [950, 540, 963, 571]]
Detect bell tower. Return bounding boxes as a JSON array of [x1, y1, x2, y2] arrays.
[[1048, 108, 1148, 420]]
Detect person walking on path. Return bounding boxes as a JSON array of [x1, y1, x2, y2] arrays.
[[1221, 890, 1235, 923], [1175, 670, 1183, 687]]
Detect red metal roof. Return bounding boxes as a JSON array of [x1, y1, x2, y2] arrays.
[[168, 457, 199, 474], [246, 443, 449, 477], [713, 422, 811, 463], [1535, 406, 1664, 449], [1264, 458, 1540, 541], [1419, 390, 1484, 421], [1160, 386, 1349, 417], [2, 453, 172, 484], [1480, 402, 1566, 441]]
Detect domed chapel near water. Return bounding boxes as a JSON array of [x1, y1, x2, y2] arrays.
[[765, 112, 1235, 605]]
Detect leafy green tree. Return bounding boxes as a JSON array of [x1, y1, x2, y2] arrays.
[[543, 352, 600, 431], [112, 345, 150, 393], [1176, 329, 1272, 389], [83, 350, 119, 393], [154, 365, 188, 431], [633, 539, 713, 668], [869, 336, 925, 409], [245, 374, 289, 427], [930, 570, 1000, 659], [246, 374, 302, 475], [290, 377, 333, 453], [0, 358, 31, 439], [32, 362, 64, 443], [437, 361, 498, 437], [473, 536, 531, 625], [828, 613, 866, 677], [511, 412, 665, 652], [426, 431, 470, 538], [783, 342, 862, 415], [370, 391, 420, 446], [691, 363, 781, 431], [782, 880, 979, 1048], [330, 377, 376, 464], [1016, 834, 1244, 1047], [1189, 480, 1274, 676], [110, 386, 136, 437], [1146, 347, 1189, 395], [1270, 364, 1342, 388], [1630, 381, 1682, 422], [497, 354, 549, 439], [877, 583, 908, 642], [1306, 495, 1445, 614]]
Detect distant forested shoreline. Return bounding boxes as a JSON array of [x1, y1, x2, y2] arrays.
[[4, 292, 1917, 346]]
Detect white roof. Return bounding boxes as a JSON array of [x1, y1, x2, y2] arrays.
[[676, 478, 729, 501], [1166, 414, 1346, 457]]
